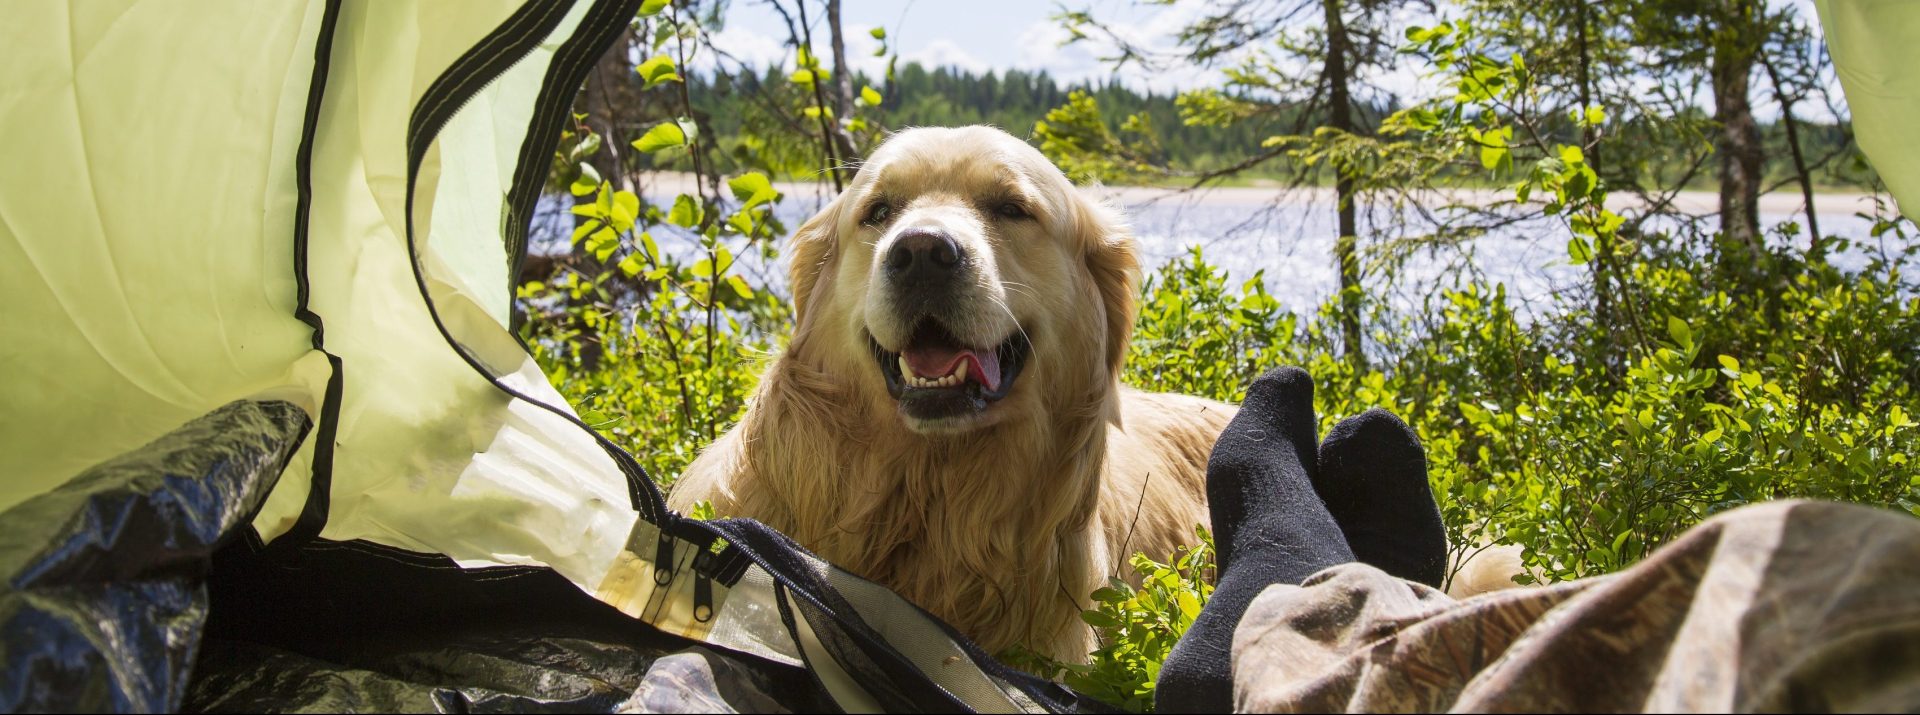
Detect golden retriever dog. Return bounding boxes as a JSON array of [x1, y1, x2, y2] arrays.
[[667, 125, 1235, 661]]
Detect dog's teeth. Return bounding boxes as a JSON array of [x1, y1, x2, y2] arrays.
[[954, 362, 969, 384], [899, 355, 911, 378]]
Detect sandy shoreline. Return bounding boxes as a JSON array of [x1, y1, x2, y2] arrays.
[[619, 171, 1875, 215]]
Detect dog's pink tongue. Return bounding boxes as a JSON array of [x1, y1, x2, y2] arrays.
[[903, 347, 1003, 391]]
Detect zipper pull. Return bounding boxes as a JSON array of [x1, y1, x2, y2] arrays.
[[691, 540, 722, 623], [653, 530, 676, 586]]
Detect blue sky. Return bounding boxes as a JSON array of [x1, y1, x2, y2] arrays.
[[697, 0, 1838, 119], [706, 0, 1223, 93]]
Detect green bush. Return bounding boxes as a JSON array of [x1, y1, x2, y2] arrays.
[[1003, 527, 1216, 712], [519, 222, 1919, 711]]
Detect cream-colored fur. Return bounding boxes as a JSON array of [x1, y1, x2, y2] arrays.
[[668, 126, 1234, 661], [667, 126, 1514, 662]]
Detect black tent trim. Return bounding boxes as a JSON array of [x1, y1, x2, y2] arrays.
[[275, 0, 1109, 709], [501, 0, 625, 300], [277, 0, 347, 551], [398, 0, 672, 526]]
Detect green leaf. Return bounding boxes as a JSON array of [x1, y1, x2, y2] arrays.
[[1174, 591, 1201, 620], [789, 69, 817, 86], [611, 190, 639, 232], [638, 0, 669, 17], [632, 122, 686, 153], [1565, 167, 1595, 198], [668, 194, 703, 228], [635, 54, 681, 89], [617, 253, 644, 277], [570, 220, 600, 246], [868, 27, 886, 40], [725, 274, 754, 299], [1476, 126, 1512, 171], [726, 210, 755, 235], [1666, 315, 1693, 349], [569, 164, 602, 197], [860, 85, 883, 106], [566, 132, 602, 165], [1585, 105, 1606, 127], [1480, 144, 1510, 172], [639, 231, 660, 262], [727, 172, 778, 208], [1081, 611, 1120, 628], [1567, 236, 1593, 265], [586, 227, 618, 262]]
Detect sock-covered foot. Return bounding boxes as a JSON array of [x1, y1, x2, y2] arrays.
[[1156, 367, 1354, 713], [1315, 407, 1447, 588], [1202, 367, 1351, 575]]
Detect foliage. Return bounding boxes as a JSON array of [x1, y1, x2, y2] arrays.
[[524, 221, 1920, 707], [521, 0, 796, 486], [1004, 527, 1217, 712], [514, 1, 1920, 712]]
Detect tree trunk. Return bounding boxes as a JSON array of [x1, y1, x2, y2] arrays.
[[825, 0, 860, 181], [795, 0, 846, 191], [1574, 0, 1618, 352], [582, 27, 636, 194], [1711, 32, 1765, 267], [568, 28, 637, 371], [1760, 49, 1822, 258], [1323, 0, 1366, 368]]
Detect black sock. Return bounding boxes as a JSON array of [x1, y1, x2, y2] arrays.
[[1155, 367, 1354, 714], [1315, 407, 1447, 588]]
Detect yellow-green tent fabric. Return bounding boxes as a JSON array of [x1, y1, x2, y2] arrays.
[[2, 0, 658, 609], [0, 0, 1914, 711], [0, 3, 1079, 711], [1817, 0, 1920, 214]]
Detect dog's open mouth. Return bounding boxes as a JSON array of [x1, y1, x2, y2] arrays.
[[871, 320, 1030, 423]]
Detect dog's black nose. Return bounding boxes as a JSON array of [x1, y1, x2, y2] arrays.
[[885, 229, 964, 278]]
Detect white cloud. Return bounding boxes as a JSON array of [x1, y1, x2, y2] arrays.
[[1006, 4, 1246, 94], [901, 38, 992, 75], [698, 23, 789, 73], [842, 23, 892, 80], [696, 21, 934, 86]]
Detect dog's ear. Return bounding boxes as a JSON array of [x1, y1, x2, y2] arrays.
[[1078, 198, 1140, 379], [787, 197, 842, 325]]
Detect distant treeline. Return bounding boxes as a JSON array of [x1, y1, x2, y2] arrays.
[[641, 61, 1866, 189]]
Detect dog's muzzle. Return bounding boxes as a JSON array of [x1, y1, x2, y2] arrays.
[[883, 228, 967, 316]]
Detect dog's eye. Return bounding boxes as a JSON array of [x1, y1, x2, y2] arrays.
[[864, 202, 893, 225], [995, 201, 1030, 220]]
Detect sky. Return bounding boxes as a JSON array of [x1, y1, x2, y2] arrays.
[[705, 0, 1229, 94], [697, 0, 1840, 120]]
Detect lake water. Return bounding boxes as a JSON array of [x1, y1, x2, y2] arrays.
[[530, 187, 1897, 319]]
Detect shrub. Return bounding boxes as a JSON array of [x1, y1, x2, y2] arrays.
[[519, 219, 1920, 712]]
